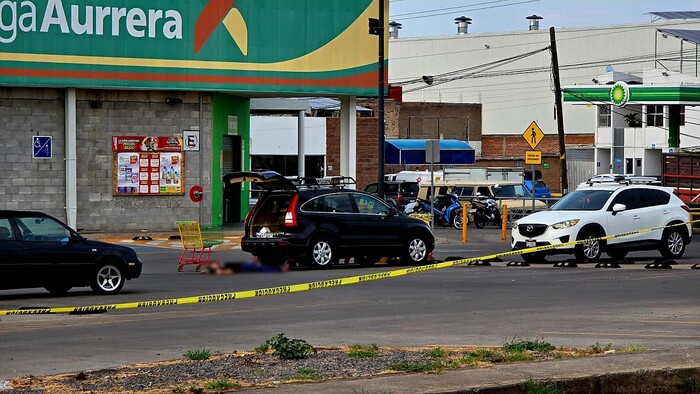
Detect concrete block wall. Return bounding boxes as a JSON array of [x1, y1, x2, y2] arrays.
[[75, 90, 213, 232], [0, 88, 66, 219], [0, 88, 213, 232]]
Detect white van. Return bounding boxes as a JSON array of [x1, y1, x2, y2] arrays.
[[387, 170, 444, 185]]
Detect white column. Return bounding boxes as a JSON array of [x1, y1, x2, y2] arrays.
[[65, 88, 77, 228], [340, 96, 357, 180], [297, 110, 306, 177]]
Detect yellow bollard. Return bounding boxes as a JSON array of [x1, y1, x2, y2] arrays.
[[462, 202, 468, 244], [501, 204, 508, 242]]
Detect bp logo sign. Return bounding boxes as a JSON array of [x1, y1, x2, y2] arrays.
[[610, 81, 630, 107]]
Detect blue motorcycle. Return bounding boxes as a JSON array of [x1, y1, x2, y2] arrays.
[[405, 193, 463, 229]]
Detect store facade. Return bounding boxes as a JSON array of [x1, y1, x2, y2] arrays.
[[0, 0, 386, 231]]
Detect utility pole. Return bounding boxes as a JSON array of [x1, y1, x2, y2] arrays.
[[549, 27, 569, 195], [376, 0, 386, 198]]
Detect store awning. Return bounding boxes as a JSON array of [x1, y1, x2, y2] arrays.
[[385, 139, 475, 165]]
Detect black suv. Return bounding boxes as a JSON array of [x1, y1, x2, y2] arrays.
[[226, 171, 435, 268], [364, 181, 419, 210]]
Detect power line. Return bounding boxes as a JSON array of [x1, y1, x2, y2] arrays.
[[390, 0, 541, 21]]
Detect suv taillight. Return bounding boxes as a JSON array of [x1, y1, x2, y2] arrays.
[[681, 204, 690, 212], [284, 194, 299, 227], [244, 201, 257, 227], [397, 194, 404, 202]]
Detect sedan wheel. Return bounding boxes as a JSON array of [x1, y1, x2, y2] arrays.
[[405, 235, 429, 265], [90, 263, 125, 294], [661, 228, 686, 259]]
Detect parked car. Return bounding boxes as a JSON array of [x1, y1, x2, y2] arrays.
[[523, 169, 551, 198], [511, 184, 691, 263], [226, 171, 436, 268], [363, 180, 419, 210], [0, 211, 142, 295]]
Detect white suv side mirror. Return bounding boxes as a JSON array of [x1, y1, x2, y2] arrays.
[[612, 203, 626, 214]]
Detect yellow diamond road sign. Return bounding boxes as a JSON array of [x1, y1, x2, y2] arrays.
[[523, 121, 544, 150]]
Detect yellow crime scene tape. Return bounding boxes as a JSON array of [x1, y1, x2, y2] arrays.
[[1, 219, 697, 316]]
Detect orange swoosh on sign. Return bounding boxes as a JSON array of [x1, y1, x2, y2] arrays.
[[194, 0, 235, 53]]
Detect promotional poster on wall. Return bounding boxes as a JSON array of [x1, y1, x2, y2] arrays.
[[112, 136, 184, 196]]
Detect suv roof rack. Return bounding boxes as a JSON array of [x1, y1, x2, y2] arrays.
[[289, 175, 357, 190]]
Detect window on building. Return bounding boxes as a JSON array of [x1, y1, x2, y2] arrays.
[[598, 106, 611, 127], [646, 105, 664, 127]]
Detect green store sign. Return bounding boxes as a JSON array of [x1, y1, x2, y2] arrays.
[[0, 0, 383, 95]]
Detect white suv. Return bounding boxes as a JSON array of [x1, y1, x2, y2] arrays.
[[511, 184, 691, 263]]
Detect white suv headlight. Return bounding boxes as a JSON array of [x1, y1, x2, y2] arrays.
[[552, 219, 580, 229]]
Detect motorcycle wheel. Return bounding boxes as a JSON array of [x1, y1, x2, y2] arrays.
[[452, 209, 463, 230]]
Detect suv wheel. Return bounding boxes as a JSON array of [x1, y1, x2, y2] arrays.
[[90, 262, 125, 294], [307, 237, 337, 269], [660, 227, 686, 259], [574, 230, 604, 263], [404, 234, 429, 265]]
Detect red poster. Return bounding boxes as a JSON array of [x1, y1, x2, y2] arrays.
[[112, 136, 183, 152]]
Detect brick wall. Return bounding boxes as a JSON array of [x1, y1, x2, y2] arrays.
[[478, 134, 594, 193], [481, 135, 594, 157], [326, 117, 379, 189], [0, 88, 213, 231]]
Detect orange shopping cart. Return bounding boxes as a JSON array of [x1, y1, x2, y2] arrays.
[[176, 221, 224, 272]]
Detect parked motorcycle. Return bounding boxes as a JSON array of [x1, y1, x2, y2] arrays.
[[405, 193, 463, 229], [469, 196, 501, 229]]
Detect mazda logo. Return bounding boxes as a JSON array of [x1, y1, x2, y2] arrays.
[[526, 225, 534, 233]]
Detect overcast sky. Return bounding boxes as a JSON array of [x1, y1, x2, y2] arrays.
[[389, 0, 700, 37]]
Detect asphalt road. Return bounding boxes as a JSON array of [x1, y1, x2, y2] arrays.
[[1, 227, 699, 380]]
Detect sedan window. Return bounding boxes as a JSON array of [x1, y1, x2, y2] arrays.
[[0, 218, 15, 241], [16, 216, 72, 242], [353, 194, 391, 215], [551, 190, 613, 211]]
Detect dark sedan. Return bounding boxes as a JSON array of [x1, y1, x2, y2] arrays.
[[0, 211, 142, 295]]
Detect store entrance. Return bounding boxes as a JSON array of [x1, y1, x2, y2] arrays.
[[222, 135, 242, 223]]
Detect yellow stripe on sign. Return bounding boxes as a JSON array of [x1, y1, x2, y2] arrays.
[[0, 220, 697, 316]]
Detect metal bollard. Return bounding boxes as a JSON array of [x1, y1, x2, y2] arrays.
[[501, 205, 508, 242], [462, 202, 468, 244]]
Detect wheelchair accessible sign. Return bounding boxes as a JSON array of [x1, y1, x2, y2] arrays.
[[33, 136, 52, 159]]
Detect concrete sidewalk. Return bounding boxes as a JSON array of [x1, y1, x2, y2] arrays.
[[246, 347, 700, 393]]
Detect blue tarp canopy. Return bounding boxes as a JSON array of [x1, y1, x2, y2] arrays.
[[385, 139, 475, 165]]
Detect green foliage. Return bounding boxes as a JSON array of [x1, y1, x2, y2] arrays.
[[347, 344, 379, 358], [678, 375, 700, 392], [388, 360, 453, 373], [523, 378, 566, 394], [205, 378, 240, 390], [623, 344, 647, 353], [588, 342, 613, 354], [505, 351, 535, 362], [423, 347, 448, 358], [503, 337, 555, 353], [170, 385, 185, 393], [461, 348, 506, 364], [253, 343, 270, 354], [183, 349, 211, 361], [290, 367, 322, 381], [261, 333, 317, 360]]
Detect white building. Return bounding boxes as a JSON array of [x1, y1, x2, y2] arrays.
[[388, 13, 700, 180]]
